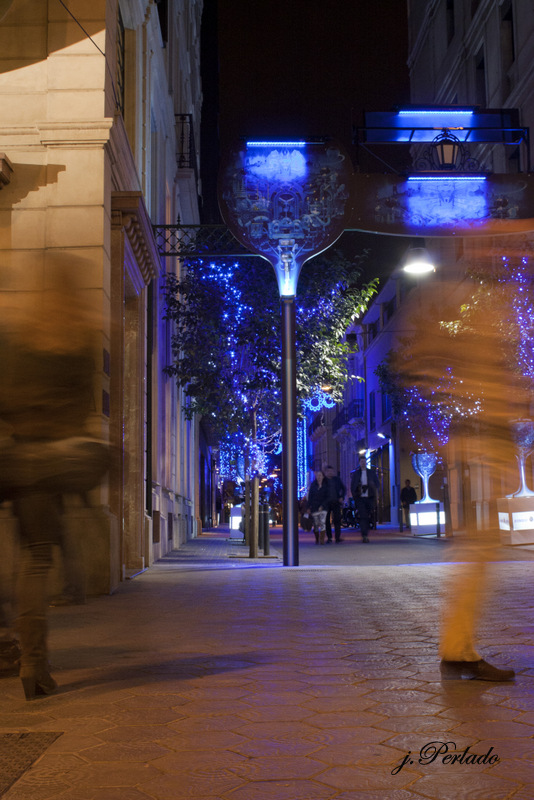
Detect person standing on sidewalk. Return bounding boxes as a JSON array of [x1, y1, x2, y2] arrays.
[[324, 465, 345, 543], [400, 479, 417, 531], [351, 456, 380, 543], [308, 470, 328, 545]]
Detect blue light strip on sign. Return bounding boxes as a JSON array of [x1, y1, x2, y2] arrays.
[[246, 141, 306, 148], [407, 175, 487, 181], [397, 109, 475, 116]]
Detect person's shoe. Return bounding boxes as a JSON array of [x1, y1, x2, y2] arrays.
[[325, 539, 332, 544], [49, 594, 86, 607], [0, 639, 21, 675], [362, 536, 369, 543], [20, 667, 58, 700], [440, 659, 515, 681], [335, 538, 344, 543]]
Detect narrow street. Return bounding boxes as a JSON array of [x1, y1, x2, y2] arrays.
[[2, 526, 534, 799]]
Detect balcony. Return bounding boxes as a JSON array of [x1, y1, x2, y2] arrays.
[[176, 113, 198, 182], [332, 399, 364, 438], [308, 412, 325, 442], [153, 223, 252, 258]]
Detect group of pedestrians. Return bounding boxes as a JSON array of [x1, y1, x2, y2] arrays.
[[305, 456, 380, 544]]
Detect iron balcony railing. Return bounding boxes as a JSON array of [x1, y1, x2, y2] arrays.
[[331, 399, 364, 437], [308, 412, 325, 440], [176, 113, 198, 181], [153, 223, 258, 258]]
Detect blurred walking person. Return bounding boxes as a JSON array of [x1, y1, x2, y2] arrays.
[[308, 470, 328, 545], [351, 456, 380, 542], [0, 264, 108, 699], [324, 465, 346, 543]]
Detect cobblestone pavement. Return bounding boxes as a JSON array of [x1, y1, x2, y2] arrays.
[[1, 526, 534, 799]]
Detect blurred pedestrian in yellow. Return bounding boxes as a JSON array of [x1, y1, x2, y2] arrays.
[[395, 257, 527, 681]]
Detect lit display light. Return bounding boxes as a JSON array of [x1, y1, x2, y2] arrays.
[[302, 390, 337, 412], [297, 417, 308, 495], [407, 175, 486, 181], [246, 141, 307, 148], [245, 147, 308, 181], [220, 140, 353, 297], [508, 255, 534, 380], [406, 175, 487, 227]]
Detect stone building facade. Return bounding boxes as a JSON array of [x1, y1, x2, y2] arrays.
[[0, 0, 205, 593]]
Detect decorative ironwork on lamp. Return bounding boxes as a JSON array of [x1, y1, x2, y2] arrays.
[[433, 129, 461, 170], [414, 127, 483, 172]]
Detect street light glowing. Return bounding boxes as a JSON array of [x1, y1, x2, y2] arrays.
[[403, 246, 436, 274]]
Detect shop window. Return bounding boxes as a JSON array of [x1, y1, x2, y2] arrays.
[[446, 0, 455, 45], [474, 46, 487, 107], [369, 391, 376, 431], [500, 1, 515, 94], [381, 392, 392, 423], [156, 0, 168, 45], [116, 7, 125, 115]]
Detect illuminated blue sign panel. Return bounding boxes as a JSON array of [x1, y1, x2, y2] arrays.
[[350, 173, 534, 237], [219, 140, 354, 297], [406, 175, 487, 228], [245, 145, 308, 181]]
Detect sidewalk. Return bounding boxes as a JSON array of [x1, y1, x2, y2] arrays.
[[1, 526, 534, 799]]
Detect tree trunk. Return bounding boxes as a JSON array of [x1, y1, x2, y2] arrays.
[[244, 453, 250, 546], [249, 409, 259, 558]]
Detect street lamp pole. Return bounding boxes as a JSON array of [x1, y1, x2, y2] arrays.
[[219, 139, 354, 566], [281, 297, 298, 565]]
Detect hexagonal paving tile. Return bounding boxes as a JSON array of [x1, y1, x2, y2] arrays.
[[409, 773, 519, 799], [228, 755, 326, 781], [317, 764, 420, 791], [305, 710, 388, 728], [151, 748, 246, 774], [82, 742, 171, 762], [230, 737, 323, 759], [376, 715, 460, 733], [450, 720, 534, 739], [225, 778, 335, 800], [300, 696, 376, 713], [137, 771, 243, 799]]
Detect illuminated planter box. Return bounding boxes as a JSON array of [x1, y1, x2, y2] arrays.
[[229, 506, 243, 531], [410, 502, 445, 536], [497, 497, 534, 545]]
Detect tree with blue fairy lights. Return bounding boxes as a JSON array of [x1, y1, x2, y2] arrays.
[[163, 251, 376, 543]]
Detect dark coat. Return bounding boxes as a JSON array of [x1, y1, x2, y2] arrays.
[[400, 485, 417, 507], [308, 479, 329, 513], [351, 467, 380, 500], [325, 474, 346, 503]]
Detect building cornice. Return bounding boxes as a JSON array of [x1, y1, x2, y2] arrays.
[[0, 152, 13, 188], [39, 120, 114, 148], [0, 120, 114, 149], [111, 191, 160, 286]]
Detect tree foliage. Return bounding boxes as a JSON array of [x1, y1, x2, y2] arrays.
[[163, 250, 377, 447]]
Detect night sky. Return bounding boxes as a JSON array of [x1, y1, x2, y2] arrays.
[[201, 0, 413, 277], [217, 0, 410, 152]]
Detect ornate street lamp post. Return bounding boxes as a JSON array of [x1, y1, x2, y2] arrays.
[[219, 139, 354, 565]]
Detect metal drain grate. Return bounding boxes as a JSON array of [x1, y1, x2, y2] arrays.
[[0, 732, 62, 797]]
